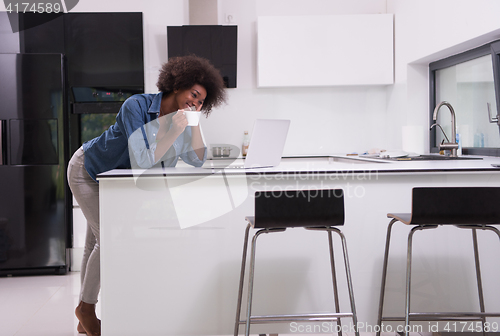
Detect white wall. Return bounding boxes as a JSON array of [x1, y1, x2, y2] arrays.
[[386, 0, 500, 152], [2, 0, 499, 155], [203, 0, 500, 156], [206, 0, 389, 156]]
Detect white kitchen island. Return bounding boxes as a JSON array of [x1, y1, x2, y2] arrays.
[[98, 156, 500, 336]]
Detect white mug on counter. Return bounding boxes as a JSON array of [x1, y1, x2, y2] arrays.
[[402, 125, 425, 154]]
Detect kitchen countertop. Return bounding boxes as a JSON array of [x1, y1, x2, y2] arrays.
[[97, 154, 500, 180], [98, 154, 500, 336]]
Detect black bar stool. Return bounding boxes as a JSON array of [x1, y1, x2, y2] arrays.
[[377, 187, 500, 336], [234, 189, 359, 336]]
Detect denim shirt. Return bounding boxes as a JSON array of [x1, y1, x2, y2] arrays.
[[82, 92, 207, 182]]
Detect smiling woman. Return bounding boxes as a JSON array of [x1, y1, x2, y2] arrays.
[[66, 55, 226, 336], [157, 55, 227, 116]]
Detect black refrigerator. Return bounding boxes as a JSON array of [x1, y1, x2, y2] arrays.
[[0, 11, 144, 275], [0, 53, 67, 275]]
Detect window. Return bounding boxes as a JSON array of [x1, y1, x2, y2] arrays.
[[430, 41, 500, 156]]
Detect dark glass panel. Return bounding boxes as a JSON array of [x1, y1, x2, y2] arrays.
[[9, 119, 58, 165], [80, 113, 116, 144], [65, 12, 144, 87], [167, 25, 238, 88], [0, 165, 65, 269], [19, 12, 64, 53]]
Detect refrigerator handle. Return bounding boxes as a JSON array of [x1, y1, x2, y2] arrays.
[[0, 120, 4, 165]]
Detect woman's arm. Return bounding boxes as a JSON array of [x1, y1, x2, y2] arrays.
[[190, 125, 205, 161], [154, 111, 187, 162]]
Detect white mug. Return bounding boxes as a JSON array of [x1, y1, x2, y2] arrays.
[[180, 110, 201, 126]]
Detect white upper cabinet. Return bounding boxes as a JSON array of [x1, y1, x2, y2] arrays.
[[257, 14, 394, 87]]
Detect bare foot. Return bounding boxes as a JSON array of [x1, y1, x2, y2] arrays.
[[77, 321, 85, 333], [75, 301, 101, 336], [77, 320, 101, 334]]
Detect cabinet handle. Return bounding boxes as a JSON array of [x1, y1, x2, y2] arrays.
[[0, 120, 4, 165], [487, 102, 500, 125]]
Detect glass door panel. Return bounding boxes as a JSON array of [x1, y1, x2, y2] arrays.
[[435, 54, 499, 148]]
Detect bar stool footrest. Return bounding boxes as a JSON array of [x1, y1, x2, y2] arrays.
[[240, 313, 353, 324], [381, 312, 500, 322]]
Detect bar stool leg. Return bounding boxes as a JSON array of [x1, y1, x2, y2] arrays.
[[481, 224, 500, 336], [481, 224, 500, 241], [376, 219, 398, 336], [244, 229, 285, 336], [245, 230, 265, 336], [405, 226, 419, 336], [331, 227, 360, 336], [471, 229, 487, 336], [328, 230, 343, 336], [405, 226, 437, 336], [234, 223, 252, 336], [480, 225, 500, 331]]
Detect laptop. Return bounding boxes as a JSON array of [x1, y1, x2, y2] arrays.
[[204, 119, 290, 169]]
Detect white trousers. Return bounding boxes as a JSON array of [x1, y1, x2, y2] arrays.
[[67, 147, 100, 304]]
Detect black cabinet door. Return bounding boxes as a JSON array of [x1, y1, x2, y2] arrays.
[[0, 165, 66, 271], [0, 53, 66, 274], [65, 12, 144, 87], [0, 54, 63, 165], [167, 25, 238, 88]]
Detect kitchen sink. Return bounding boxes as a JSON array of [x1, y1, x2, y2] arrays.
[[329, 156, 387, 164], [283, 154, 483, 165], [282, 156, 387, 164], [377, 154, 483, 161]]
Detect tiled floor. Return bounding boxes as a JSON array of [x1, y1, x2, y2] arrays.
[[0, 272, 98, 336], [0, 273, 405, 336], [0, 272, 345, 336]]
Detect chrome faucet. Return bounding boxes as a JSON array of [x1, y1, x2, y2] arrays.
[[431, 101, 458, 157]]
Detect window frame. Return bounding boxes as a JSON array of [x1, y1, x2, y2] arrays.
[[429, 41, 500, 156]]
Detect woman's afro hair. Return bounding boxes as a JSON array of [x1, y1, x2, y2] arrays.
[[157, 55, 227, 115]]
